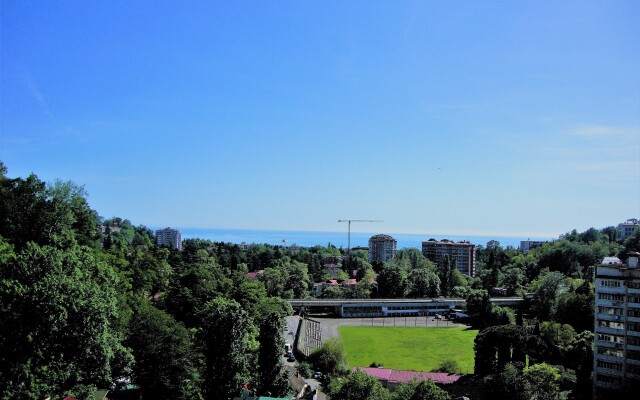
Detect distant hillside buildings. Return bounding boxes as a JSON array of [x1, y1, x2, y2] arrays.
[[421, 239, 476, 276], [618, 219, 640, 240], [593, 252, 640, 397], [519, 240, 546, 254], [155, 227, 182, 251], [368, 234, 397, 263]]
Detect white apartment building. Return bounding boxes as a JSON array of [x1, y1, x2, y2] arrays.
[[593, 252, 640, 398], [155, 227, 182, 251], [368, 234, 397, 263]]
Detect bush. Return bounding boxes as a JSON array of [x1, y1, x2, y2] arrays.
[[432, 359, 460, 374], [296, 361, 312, 379]]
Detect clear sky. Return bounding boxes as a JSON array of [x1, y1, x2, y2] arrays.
[[2, 1, 639, 238]]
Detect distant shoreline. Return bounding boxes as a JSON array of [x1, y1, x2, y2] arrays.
[[149, 226, 555, 249]]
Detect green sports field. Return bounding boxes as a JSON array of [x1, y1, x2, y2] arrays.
[[338, 326, 478, 373]]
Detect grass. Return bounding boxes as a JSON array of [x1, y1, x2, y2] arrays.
[[338, 326, 478, 373]]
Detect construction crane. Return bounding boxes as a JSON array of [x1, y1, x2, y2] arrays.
[[338, 219, 382, 274]]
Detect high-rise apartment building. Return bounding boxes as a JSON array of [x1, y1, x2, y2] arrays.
[[593, 252, 640, 398], [368, 234, 397, 263], [618, 219, 640, 240], [421, 239, 476, 276], [155, 227, 182, 251]]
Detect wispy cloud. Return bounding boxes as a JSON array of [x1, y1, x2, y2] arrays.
[[26, 74, 54, 119], [568, 124, 638, 139]]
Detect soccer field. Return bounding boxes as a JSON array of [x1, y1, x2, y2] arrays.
[[338, 326, 478, 373]]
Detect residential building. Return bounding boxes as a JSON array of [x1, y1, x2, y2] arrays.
[[368, 234, 397, 263], [155, 227, 182, 251], [618, 219, 640, 240], [593, 252, 640, 398], [519, 240, 546, 254], [421, 239, 476, 276]]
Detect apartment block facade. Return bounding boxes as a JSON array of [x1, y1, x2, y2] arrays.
[[618, 219, 640, 240], [593, 253, 640, 398], [368, 234, 397, 263], [421, 239, 476, 276], [155, 227, 182, 251]]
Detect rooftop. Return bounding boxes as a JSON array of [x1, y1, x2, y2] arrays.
[[354, 367, 462, 385]]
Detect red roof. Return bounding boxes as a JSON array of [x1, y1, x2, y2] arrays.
[[246, 270, 264, 281], [354, 367, 462, 385]]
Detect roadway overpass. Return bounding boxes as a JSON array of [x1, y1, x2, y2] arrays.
[[288, 297, 523, 318]]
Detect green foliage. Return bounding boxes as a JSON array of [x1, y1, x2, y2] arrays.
[[408, 267, 440, 297], [309, 337, 348, 376], [524, 363, 561, 400], [126, 301, 199, 399], [257, 312, 290, 396], [529, 271, 568, 321], [436, 254, 457, 297], [328, 370, 390, 400], [296, 361, 313, 379], [432, 359, 460, 374], [408, 379, 452, 400], [0, 243, 131, 399], [377, 264, 407, 298], [199, 297, 253, 400], [259, 258, 311, 298]]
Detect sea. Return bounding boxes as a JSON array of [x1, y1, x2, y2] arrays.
[[150, 227, 555, 250]]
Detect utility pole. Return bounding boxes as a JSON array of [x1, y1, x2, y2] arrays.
[[338, 219, 382, 276]]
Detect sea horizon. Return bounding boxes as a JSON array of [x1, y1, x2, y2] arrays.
[[149, 226, 556, 250]]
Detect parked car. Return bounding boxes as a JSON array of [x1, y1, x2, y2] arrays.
[[287, 354, 296, 362], [312, 371, 323, 379]]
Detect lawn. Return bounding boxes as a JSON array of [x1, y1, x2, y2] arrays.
[[338, 326, 478, 373]]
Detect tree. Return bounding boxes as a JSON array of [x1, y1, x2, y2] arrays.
[[436, 254, 457, 296], [328, 370, 389, 400], [257, 312, 290, 396], [164, 255, 232, 327], [408, 267, 440, 298], [524, 363, 561, 400], [465, 289, 492, 327], [555, 281, 594, 332], [0, 243, 131, 399], [308, 337, 348, 376], [199, 298, 253, 400], [126, 301, 199, 399], [529, 271, 568, 321], [408, 379, 452, 400], [377, 264, 407, 298]]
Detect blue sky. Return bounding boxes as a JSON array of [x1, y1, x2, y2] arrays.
[[2, 1, 639, 238]]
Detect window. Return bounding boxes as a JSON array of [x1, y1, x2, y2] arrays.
[[599, 293, 625, 301], [598, 306, 623, 316], [598, 347, 623, 357], [628, 308, 640, 318], [596, 374, 622, 385], [627, 322, 640, 332], [598, 334, 624, 344], [628, 295, 640, 303], [599, 320, 624, 329], [628, 350, 640, 361], [597, 360, 623, 371], [601, 280, 621, 288], [628, 281, 640, 289]]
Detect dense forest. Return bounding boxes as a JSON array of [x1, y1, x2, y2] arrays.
[[1, 161, 639, 400]]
